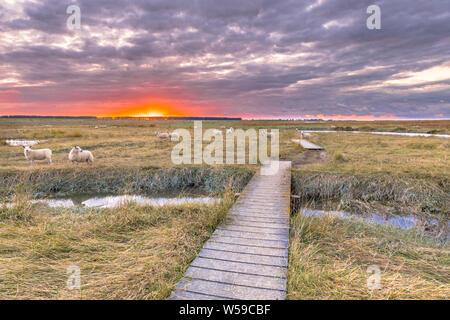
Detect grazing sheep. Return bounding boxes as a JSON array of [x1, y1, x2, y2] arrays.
[[169, 132, 180, 141], [295, 129, 311, 139], [68, 146, 94, 164], [261, 129, 274, 137], [154, 131, 170, 140], [203, 129, 223, 141], [226, 127, 234, 134], [23, 146, 52, 165]]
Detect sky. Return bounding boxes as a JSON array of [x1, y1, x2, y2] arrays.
[[0, 0, 449, 119]]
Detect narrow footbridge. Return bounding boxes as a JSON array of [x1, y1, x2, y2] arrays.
[[170, 161, 292, 300], [291, 139, 324, 150]]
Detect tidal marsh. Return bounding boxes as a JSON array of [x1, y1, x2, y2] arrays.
[[0, 118, 448, 299]]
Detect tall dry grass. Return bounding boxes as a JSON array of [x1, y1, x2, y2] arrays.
[[288, 213, 449, 299], [0, 189, 235, 299]]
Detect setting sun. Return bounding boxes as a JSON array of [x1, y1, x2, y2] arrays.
[[133, 111, 164, 117]]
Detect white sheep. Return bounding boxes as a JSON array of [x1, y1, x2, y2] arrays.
[[154, 131, 170, 140], [295, 129, 311, 139], [23, 146, 52, 165], [169, 132, 180, 141], [261, 129, 274, 137], [68, 146, 94, 164], [226, 127, 234, 134]]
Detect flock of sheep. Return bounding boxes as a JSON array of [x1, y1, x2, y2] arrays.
[[153, 127, 236, 141], [154, 127, 274, 141], [11, 126, 276, 166], [22, 128, 238, 166], [154, 130, 180, 141], [22, 145, 94, 166]]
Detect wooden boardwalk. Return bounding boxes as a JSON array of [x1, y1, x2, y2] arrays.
[[291, 139, 324, 150], [170, 161, 292, 300]]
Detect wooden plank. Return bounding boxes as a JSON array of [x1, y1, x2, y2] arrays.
[[291, 139, 324, 150], [197, 248, 288, 267], [226, 214, 289, 223], [225, 219, 289, 230], [169, 290, 229, 300], [209, 235, 289, 249], [202, 242, 288, 258], [191, 257, 287, 278], [175, 278, 286, 300], [185, 266, 286, 291], [212, 229, 289, 242], [230, 209, 290, 218], [216, 224, 288, 235]]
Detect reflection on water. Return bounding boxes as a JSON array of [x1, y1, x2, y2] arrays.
[[4, 195, 219, 209], [301, 130, 450, 139], [5, 139, 43, 146], [81, 195, 218, 208], [30, 199, 75, 208], [302, 209, 449, 239]]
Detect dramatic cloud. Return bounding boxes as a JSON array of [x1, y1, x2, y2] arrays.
[[0, 0, 449, 118]]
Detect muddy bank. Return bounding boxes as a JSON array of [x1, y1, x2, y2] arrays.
[[292, 150, 327, 169]]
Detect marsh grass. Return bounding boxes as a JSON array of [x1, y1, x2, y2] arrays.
[[333, 152, 346, 162], [287, 213, 449, 299], [0, 188, 235, 299], [292, 172, 449, 216], [0, 166, 254, 200], [304, 132, 450, 178]]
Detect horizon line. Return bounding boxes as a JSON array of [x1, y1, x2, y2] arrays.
[[1, 115, 449, 121]]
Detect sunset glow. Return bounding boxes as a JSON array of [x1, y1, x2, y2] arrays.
[[133, 112, 165, 118]]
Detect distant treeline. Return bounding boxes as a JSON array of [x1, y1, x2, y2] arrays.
[[1, 115, 242, 120], [1, 115, 96, 119], [113, 116, 243, 120]]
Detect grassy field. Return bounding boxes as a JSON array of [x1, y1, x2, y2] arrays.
[[0, 118, 303, 171], [0, 118, 448, 299], [304, 131, 449, 178]]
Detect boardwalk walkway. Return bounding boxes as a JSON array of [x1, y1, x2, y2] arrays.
[[291, 139, 324, 150], [170, 161, 292, 300]]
